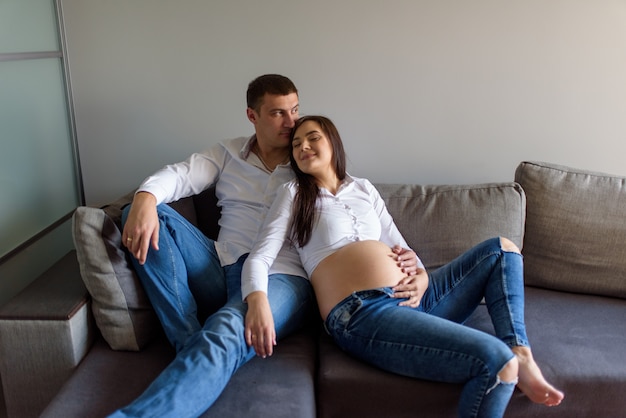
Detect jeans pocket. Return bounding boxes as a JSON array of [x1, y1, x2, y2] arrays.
[[326, 294, 363, 337]]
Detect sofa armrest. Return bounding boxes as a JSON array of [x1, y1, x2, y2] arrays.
[[0, 251, 96, 418]]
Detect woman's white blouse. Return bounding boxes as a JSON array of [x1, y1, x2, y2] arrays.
[[241, 175, 424, 300]]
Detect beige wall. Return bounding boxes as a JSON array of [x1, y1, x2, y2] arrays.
[[61, 0, 626, 206]]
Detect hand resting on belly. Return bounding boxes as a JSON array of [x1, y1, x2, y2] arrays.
[[311, 240, 407, 320]]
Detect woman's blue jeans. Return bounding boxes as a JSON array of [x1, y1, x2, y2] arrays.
[[325, 238, 526, 418], [111, 204, 314, 418]]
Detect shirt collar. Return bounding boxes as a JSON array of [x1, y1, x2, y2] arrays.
[[338, 174, 355, 192], [241, 134, 292, 171], [319, 174, 354, 195], [241, 135, 257, 160]]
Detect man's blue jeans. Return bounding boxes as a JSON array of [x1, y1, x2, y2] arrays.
[[325, 238, 524, 418], [111, 204, 314, 418]]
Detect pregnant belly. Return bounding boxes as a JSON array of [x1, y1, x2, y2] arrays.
[[311, 240, 406, 320]]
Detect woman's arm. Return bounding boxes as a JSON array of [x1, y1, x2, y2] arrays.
[[365, 180, 425, 271], [365, 180, 428, 307], [241, 183, 295, 357], [392, 268, 429, 307], [244, 291, 276, 358], [241, 184, 295, 300]]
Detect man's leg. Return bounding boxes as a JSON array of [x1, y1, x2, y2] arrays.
[[108, 307, 254, 418], [108, 256, 249, 418], [122, 204, 227, 351], [266, 273, 315, 340], [109, 262, 314, 418]]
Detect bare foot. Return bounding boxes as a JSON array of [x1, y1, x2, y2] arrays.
[[512, 346, 564, 407]]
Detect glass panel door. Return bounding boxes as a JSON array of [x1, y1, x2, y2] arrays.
[[0, 0, 82, 260]]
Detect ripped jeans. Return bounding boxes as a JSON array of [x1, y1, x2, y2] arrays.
[[111, 204, 315, 418], [324, 238, 525, 418]]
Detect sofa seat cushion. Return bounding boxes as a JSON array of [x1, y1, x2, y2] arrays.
[[41, 327, 318, 418], [471, 287, 626, 417], [317, 329, 463, 418], [317, 287, 626, 418], [515, 161, 626, 298]]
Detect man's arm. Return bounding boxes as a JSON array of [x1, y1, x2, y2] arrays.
[[122, 192, 159, 265], [392, 245, 419, 275], [122, 142, 230, 264]]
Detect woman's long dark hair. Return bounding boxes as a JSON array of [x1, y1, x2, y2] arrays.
[[289, 115, 347, 247]]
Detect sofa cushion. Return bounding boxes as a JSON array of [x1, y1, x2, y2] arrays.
[[375, 182, 526, 270], [515, 161, 626, 298], [72, 188, 219, 351], [72, 206, 159, 351], [317, 287, 626, 418], [471, 287, 626, 418], [41, 328, 317, 418]]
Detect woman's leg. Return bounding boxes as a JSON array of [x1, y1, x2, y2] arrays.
[[419, 238, 523, 340], [325, 289, 516, 418], [422, 237, 563, 406]]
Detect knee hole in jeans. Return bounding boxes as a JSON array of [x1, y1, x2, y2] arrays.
[[499, 237, 520, 254], [498, 356, 519, 383], [487, 357, 519, 394]]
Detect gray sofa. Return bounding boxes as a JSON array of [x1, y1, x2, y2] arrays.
[[1, 161, 625, 418]]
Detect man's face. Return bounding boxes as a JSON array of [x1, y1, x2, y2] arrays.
[[247, 93, 299, 150]]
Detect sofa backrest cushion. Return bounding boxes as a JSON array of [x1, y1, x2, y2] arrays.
[[515, 161, 626, 299], [375, 182, 526, 270], [73, 205, 158, 351]]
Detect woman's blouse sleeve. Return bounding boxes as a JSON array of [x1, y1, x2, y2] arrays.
[[241, 183, 296, 300], [366, 180, 426, 270]]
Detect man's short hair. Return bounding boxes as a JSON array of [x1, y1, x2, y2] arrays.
[[247, 74, 298, 112]]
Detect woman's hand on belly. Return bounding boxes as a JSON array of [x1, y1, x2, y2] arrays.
[[311, 240, 409, 319], [391, 268, 429, 308]]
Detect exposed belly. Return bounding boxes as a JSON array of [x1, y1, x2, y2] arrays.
[[311, 240, 406, 320]]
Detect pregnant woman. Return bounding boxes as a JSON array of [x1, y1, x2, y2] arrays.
[[242, 115, 563, 418]]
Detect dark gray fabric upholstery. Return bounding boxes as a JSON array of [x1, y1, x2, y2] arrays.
[[71, 190, 217, 351], [516, 161, 626, 298], [317, 287, 626, 418], [42, 327, 317, 418], [17, 165, 626, 417], [375, 182, 526, 270]]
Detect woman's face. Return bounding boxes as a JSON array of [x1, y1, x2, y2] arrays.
[[292, 120, 334, 177]]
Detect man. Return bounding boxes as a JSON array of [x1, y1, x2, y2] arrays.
[[111, 74, 420, 417]]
